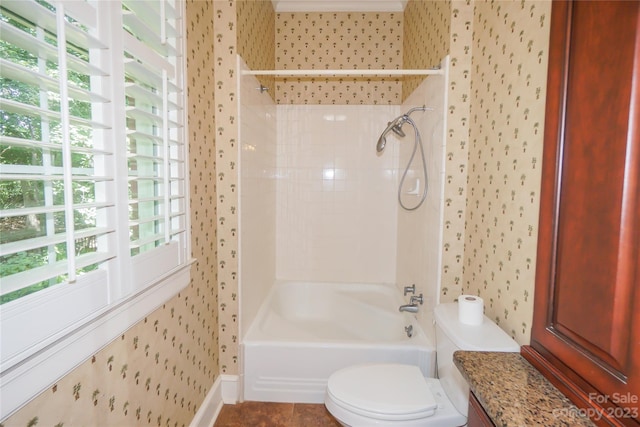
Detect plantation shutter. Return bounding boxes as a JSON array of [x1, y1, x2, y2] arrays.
[[122, 0, 187, 286], [0, 1, 191, 415], [0, 0, 114, 361], [0, 1, 189, 416], [0, 1, 114, 302]]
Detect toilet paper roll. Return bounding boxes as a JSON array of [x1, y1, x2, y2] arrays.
[[458, 295, 484, 325]]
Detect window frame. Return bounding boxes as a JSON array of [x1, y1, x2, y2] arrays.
[[0, 0, 191, 420]]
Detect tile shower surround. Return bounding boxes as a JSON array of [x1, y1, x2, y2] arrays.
[[239, 67, 446, 363], [275, 105, 401, 284]]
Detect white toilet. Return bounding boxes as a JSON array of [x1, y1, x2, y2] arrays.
[[324, 303, 520, 426]]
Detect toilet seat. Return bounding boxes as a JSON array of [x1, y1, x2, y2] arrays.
[[326, 364, 437, 421]]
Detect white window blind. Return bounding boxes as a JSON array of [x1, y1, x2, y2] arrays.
[[0, 0, 189, 419], [122, 0, 187, 287], [0, 0, 113, 304]]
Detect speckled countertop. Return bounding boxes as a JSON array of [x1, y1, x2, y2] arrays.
[[454, 351, 596, 427]]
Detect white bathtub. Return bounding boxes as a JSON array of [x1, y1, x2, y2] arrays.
[[242, 281, 435, 403]]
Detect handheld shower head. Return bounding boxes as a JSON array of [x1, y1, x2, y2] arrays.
[[376, 105, 432, 211], [376, 107, 427, 153], [376, 116, 406, 153], [391, 118, 407, 137], [376, 134, 388, 152]]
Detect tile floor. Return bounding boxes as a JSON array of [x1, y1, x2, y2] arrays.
[[213, 401, 342, 427]]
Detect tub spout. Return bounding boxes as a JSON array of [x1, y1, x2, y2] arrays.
[[399, 303, 419, 313]]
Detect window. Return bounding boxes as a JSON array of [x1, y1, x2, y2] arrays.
[[0, 0, 188, 418]]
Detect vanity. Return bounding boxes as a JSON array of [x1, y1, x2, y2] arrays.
[[454, 351, 595, 426]]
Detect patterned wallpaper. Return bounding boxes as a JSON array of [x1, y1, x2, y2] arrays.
[[237, 0, 275, 96], [1, 2, 220, 425], [274, 12, 404, 104], [402, 0, 450, 99], [211, 0, 277, 378], [462, 0, 550, 345], [440, 0, 472, 304], [213, 0, 240, 376]]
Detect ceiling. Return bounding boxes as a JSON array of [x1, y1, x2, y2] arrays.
[[271, 0, 408, 12]]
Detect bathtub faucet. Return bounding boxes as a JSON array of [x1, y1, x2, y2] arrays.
[[399, 293, 424, 313], [399, 303, 419, 313]]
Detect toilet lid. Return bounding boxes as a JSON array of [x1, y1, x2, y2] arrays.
[[327, 364, 437, 421]]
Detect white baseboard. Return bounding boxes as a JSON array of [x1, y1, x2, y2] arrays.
[[190, 374, 239, 427], [221, 374, 240, 404]]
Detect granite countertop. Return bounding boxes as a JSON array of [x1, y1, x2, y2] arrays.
[[453, 351, 596, 427]]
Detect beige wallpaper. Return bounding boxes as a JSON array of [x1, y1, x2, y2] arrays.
[[274, 12, 404, 104], [237, 0, 275, 96], [440, 0, 473, 304], [1, 2, 220, 425], [462, 0, 550, 344], [402, 0, 451, 99], [213, 0, 240, 375]]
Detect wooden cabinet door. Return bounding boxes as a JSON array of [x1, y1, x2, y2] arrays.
[[526, 1, 640, 425]]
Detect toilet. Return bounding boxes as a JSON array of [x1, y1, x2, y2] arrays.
[[324, 303, 520, 426]]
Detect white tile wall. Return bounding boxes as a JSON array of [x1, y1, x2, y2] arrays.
[[395, 59, 448, 321], [239, 59, 277, 337], [240, 61, 447, 335], [276, 105, 401, 283]]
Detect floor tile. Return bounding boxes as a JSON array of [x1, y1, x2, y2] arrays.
[[213, 402, 341, 427], [290, 403, 342, 427]]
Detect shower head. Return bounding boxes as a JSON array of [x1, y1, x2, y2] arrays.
[[376, 116, 406, 152], [391, 118, 407, 137], [376, 106, 428, 153], [376, 134, 388, 153], [376, 115, 411, 152]]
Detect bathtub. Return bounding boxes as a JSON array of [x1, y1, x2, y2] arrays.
[[242, 281, 435, 403]]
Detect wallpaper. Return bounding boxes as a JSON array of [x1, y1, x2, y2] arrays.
[[274, 12, 404, 104], [237, 0, 275, 96], [402, 0, 451, 99], [439, 0, 472, 304], [462, 0, 550, 344], [1, 1, 220, 425], [213, 0, 240, 376]]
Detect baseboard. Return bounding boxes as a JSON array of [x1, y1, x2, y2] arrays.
[[190, 375, 239, 427], [221, 374, 240, 404]]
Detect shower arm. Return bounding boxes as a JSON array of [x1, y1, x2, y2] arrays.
[[394, 106, 430, 129], [404, 106, 428, 117]]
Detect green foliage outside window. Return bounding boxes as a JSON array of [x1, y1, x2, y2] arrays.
[[0, 4, 97, 304]]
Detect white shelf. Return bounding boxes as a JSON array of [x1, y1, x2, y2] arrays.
[[242, 68, 443, 77]]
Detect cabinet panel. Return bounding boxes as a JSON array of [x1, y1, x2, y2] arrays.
[[551, 0, 639, 373], [530, 1, 639, 425], [467, 392, 495, 427]]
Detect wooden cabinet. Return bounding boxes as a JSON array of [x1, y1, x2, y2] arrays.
[[522, 1, 640, 426], [467, 392, 495, 427]]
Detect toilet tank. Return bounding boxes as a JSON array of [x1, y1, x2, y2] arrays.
[[433, 303, 520, 417]]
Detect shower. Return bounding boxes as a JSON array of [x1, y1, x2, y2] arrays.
[[377, 106, 430, 211]]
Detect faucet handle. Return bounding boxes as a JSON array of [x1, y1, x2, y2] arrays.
[[403, 284, 416, 296], [410, 293, 424, 305]]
